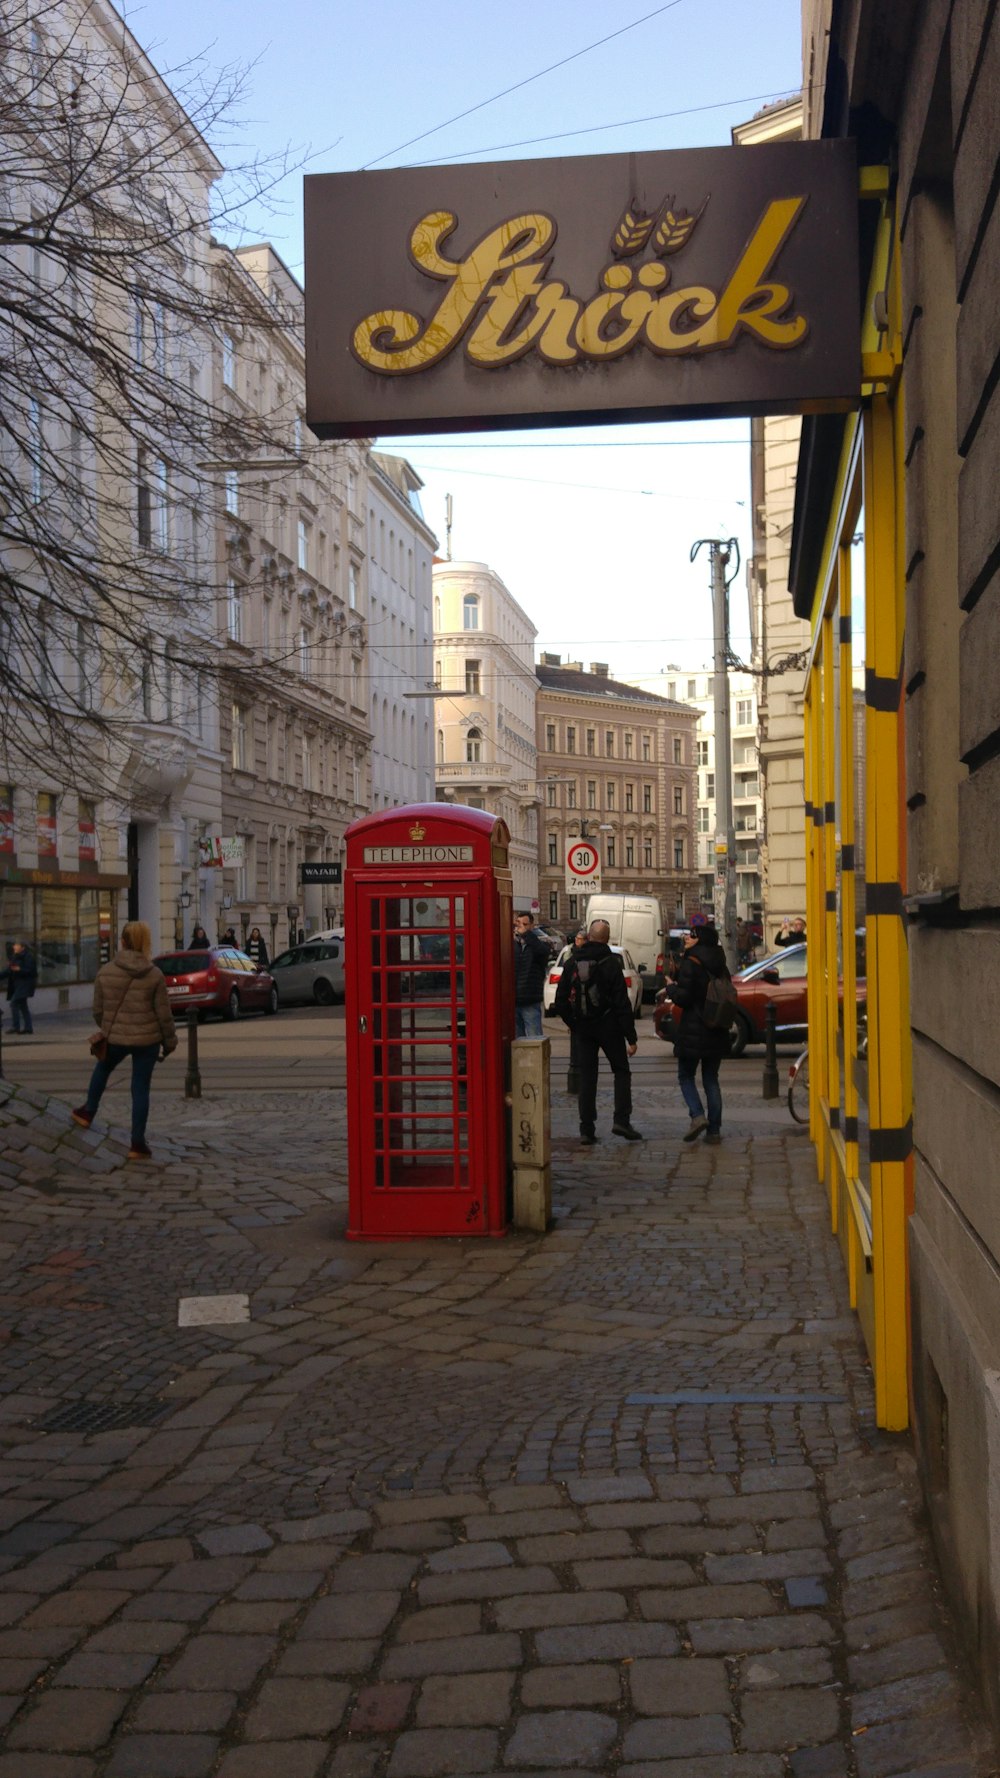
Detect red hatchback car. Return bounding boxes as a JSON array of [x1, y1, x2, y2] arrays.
[[654, 938, 865, 1056], [154, 947, 279, 1021]]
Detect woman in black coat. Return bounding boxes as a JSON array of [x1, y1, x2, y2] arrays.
[[664, 917, 731, 1145], [188, 925, 211, 950], [246, 926, 269, 969]]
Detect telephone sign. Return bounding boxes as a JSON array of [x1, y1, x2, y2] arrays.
[[565, 839, 602, 894]]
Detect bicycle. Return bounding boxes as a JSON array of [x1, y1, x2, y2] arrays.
[[788, 1046, 809, 1123]]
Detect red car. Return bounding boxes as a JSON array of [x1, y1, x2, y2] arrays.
[[154, 947, 279, 1021], [654, 939, 865, 1056]]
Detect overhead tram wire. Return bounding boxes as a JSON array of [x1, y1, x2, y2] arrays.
[[362, 0, 686, 168]]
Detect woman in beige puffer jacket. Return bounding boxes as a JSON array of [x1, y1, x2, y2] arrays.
[[73, 921, 177, 1160]]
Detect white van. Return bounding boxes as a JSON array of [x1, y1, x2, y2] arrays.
[[584, 895, 670, 1000]]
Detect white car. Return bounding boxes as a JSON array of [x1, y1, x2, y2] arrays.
[[543, 943, 643, 1019]]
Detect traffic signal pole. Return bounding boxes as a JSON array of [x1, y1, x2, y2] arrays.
[[691, 537, 740, 976]]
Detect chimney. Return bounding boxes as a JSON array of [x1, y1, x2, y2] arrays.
[[590, 662, 609, 678], [540, 652, 561, 667], [566, 661, 584, 673]]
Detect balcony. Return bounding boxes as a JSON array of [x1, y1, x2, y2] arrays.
[[437, 761, 514, 792]]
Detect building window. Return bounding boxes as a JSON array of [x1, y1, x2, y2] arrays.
[[705, 772, 715, 799], [466, 727, 482, 763], [643, 839, 653, 868], [667, 680, 676, 699], [222, 331, 235, 388], [625, 837, 635, 867], [587, 780, 596, 810], [224, 468, 239, 516], [463, 593, 479, 630], [137, 447, 151, 546], [674, 840, 684, 869], [625, 783, 634, 812], [687, 678, 697, 698], [465, 659, 480, 695], [231, 703, 248, 772], [348, 560, 359, 608], [297, 518, 309, 572], [549, 891, 559, 921], [546, 782, 557, 807], [78, 799, 96, 864], [673, 735, 683, 764], [566, 783, 576, 809], [698, 805, 710, 832], [606, 782, 615, 809], [642, 733, 650, 761], [642, 784, 652, 813], [546, 723, 556, 753], [566, 726, 576, 754], [436, 728, 444, 764], [607, 837, 616, 866], [624, 732, 633, 758], [568, 894, 578, 920], [299, 625, 312, 675], [697, 739, 709, 765], [737, 697, 754, 726], [586, 728, 595, 756], [548, 833, 558, 866], [605, 730, 614, 757], [36, 791, 58, 858], [226, 579, 243, 644], [302, 733, 312, 790], [673, 786, 684, 815]]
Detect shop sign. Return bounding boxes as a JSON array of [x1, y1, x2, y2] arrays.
[[305, 140, 859, 438], [363, 844, 474, 864], [199, 834, 245, 868], [300, 861, 343, 884], [0, 785, 13, 856]]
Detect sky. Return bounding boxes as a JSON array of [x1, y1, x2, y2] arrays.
[[124, 0, 804, 682]]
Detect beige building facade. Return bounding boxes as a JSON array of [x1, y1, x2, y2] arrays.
[[736, 97, 812, 951], [432, 561, 538, 909], [535, 659, 699, 932]]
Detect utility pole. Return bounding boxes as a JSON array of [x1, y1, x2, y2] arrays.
[[690, 536, 741, 975]]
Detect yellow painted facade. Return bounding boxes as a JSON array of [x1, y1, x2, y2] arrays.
[[800, 183, 912, 1428]]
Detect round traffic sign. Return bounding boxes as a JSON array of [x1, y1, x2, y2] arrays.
[[566, 840, 600, 877]]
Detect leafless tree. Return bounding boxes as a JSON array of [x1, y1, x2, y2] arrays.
[[0, 0, 304, 802]]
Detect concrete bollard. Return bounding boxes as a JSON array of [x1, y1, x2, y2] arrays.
[[510, 1037, 551, 1231]]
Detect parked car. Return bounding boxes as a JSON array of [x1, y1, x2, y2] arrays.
[[543, 942, 643, 1019], [653, 939, 865, 1057], [269, 937, 345, 1006], [154, 947, 278, 1021]]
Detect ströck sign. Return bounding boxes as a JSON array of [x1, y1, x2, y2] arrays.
[[304, 142, 859, 439]]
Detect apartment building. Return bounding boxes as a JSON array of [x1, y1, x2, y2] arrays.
[[367, 453, 437, 813], [432, 561, 538, 910], [213, 244, 373, 953], [652, 670, 763, 925], [535, 659, 699, 931]]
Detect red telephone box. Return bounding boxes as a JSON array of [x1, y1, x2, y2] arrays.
[[344, 804, 514, 1239]]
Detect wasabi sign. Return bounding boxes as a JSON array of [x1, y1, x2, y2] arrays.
[[304, 141, 859, 439]]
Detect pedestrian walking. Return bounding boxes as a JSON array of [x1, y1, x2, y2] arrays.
[[513, 910, 550, 1039], [188, 923, 210, 949], [663, 914, 732, 1145], [2, 940, 38, 1034], [72, 920, 177, 1161], [219, 925, 239, 948], [555, 918, 642, 1143], [246, 926, 269, 969]]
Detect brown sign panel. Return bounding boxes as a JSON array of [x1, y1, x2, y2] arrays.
[[304, 141, 859, 439]]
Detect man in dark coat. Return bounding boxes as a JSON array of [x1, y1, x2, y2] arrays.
[[663, 914, 731, 1144], [3, 940, 38, 1034], [513, 911, 550, 1038], [555, 918, 641, 1143]]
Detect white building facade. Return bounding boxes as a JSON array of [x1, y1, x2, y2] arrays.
[[432, 562, 539, 910], [659, 671, 763, 923], [367, 453, 437, 813]]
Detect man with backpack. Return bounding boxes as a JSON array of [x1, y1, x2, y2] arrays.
[[663, 914, 736, 1144], [554, 918, 642, 1144]]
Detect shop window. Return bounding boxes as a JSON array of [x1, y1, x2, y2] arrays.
[[36, 791, 58, 858]]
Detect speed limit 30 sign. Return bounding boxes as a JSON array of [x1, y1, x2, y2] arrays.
[[565, 838, 602, 894]]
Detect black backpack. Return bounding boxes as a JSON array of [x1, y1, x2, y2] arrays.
[[694, 959, 739, 1029], [570, 958, 606, 1023]]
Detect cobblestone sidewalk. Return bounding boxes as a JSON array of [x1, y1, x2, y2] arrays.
[[0, 1069, 996, 1778]]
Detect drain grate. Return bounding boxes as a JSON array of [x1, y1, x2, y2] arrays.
[[39, 1397, 172, 1433]]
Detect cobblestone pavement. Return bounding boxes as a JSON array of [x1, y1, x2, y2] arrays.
[[0, 1055, 996, 1778]]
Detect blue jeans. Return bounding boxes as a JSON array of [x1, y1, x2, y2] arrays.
[[10, 996, 33, 1033], [515, 1003, 544, 1039], [85, 1042, 160, 1146], [678, 1055, 722, 1133]]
